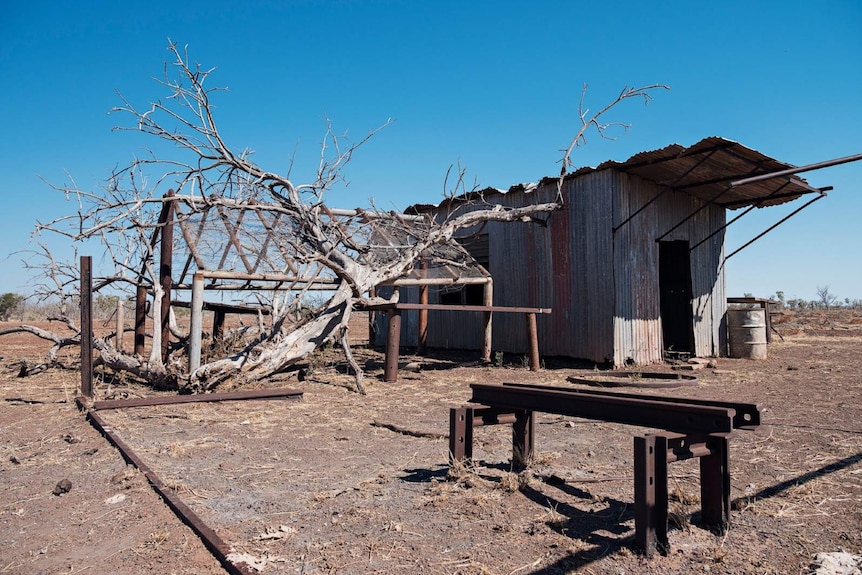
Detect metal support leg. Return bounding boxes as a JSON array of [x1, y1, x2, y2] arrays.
[[634, 434, 669, 556], [189, 272, 204, 373], [384, 309, 402, 382], [449, 407, 474, 464], [512, 410, 534, 469], [700, 434, 730, 533], [526, 313, 540, 371]]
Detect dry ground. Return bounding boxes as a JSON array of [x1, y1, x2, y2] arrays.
[[1, 310, 860, 574]]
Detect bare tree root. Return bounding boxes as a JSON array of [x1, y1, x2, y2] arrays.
[[339, 326, 366, 395]]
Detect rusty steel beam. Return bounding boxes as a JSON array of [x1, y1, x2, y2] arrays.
[[470, 384, 734, 434], [501, 382, 760, 430], [449, 406, 474, 462], [92, 388, 303, 411], [700, 434, 731, 533], [513, 409, 534, 468], [525, 313, 540, 371], [77, 400, 256, 575], [384, 309, 402, 383], [634, 434, 669, 556]]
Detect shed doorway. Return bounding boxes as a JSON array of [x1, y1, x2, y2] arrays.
[[659, 241, 694, 354]]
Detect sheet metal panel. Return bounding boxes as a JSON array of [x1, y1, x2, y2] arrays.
[[611, 172, 726, 364], [387, 167, 728, 366]]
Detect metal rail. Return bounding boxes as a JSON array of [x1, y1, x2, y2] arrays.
[[500, 382, 760, 429], [450, 383, 760, 557], [91, 387, 303, 411], [468, 383, 735, 434], [78, 399, 256, 575]]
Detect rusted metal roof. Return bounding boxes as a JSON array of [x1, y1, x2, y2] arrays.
[[559, 136, 822, 210], [410, 137, 822, 214]]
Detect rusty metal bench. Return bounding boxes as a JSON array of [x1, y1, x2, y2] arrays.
[[448, 382, 761, 555]]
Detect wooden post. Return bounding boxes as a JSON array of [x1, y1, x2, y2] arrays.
[[80, 256, 93, 398], [417, 260, 428, 355], [482, 279, 493, 363], [384, 309, 402, 382], [526, 312, 540, 371], [211, 310, 226, 347], [115, 298, 125, 353], [418, 291, 428, 355], [134, 284, 147, 356], [189, 272, 204, 373], [159, 190, 175, 362]]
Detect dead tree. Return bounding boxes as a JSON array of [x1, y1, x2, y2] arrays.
[[19, 41, 665, 394]]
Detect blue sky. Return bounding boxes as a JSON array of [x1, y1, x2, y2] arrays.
[[1, 0, 860, 302]]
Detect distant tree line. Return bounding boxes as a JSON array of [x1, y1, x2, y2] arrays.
[[767, 286, 862, 311], [0, 292, 125, 322]]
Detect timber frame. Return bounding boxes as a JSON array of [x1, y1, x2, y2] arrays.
[[135, 191, 504, 373]]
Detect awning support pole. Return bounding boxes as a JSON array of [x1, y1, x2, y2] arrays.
[[724, 192, 827, 261], [614, 149, 720, 234], [730, 152, 862, 187], [689, 181, 792, 252]]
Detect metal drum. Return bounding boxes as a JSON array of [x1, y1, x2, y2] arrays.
[[727, 308, 767, 359]]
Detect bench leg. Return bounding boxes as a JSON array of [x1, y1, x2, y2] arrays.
[[634, 434, 669, 556], [449, 407, 474, 464], [512, 409, 534, 469], [700, 434, 730, 533]]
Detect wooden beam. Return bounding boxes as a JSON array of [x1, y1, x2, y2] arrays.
[[160, 191, 175, 362], [362, 302, 551, 314], [80, 256, 93, 398]]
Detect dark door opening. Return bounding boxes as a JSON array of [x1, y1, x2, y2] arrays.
[[659, 241, 694, 354]]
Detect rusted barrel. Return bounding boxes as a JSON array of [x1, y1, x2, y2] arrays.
[[727, 308, 767, 359]]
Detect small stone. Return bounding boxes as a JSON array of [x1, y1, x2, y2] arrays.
[[9, 455, 20, 464], [706, 359, 718, 369], [62, 433, 80, 444], [53, 479, 72, 496], [104, 493, 127, 505]]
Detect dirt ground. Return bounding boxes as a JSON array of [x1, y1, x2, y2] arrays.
[[1, 310, 860, 574]]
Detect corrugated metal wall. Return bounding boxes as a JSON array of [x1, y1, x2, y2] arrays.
[[610, 171, 726, 365], [376, 168, 727, 366]]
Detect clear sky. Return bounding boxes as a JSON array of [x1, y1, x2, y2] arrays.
[[1, 0, 860, 303]]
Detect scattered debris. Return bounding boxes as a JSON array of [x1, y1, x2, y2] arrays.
[[255, 525, 295, 541], [226, 552, 281, 573], [52, 479, 72, 496], [370, 420, 447, 439], [809, 552, 862, 575]]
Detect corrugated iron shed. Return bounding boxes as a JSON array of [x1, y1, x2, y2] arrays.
[[415, 137, 822, 214]]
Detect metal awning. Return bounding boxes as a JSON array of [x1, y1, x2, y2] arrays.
[[567, 136, 822, 209]]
